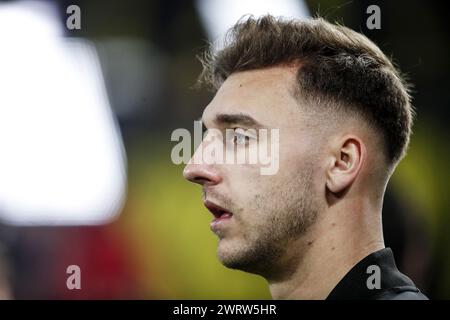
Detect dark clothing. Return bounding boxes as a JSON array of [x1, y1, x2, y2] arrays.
[[327, 248, 428, 300]]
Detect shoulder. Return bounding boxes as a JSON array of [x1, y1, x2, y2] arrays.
[[376, 287, 429, 300]]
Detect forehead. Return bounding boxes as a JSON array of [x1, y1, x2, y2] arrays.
[[202, 66, 303, 128]]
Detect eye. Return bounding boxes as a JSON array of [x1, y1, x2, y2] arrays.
[[230, 128, 253, 146], [234, 132, 248, 145]]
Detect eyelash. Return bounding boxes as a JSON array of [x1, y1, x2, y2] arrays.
[[232, 132, 247, 145], [230, 128, 253, 146], [202, 127, 255, 146]]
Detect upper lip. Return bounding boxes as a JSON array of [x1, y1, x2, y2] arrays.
[[203, 200, 233, 218]]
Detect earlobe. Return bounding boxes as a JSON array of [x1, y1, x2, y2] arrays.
[[326, 137, 365, 194]]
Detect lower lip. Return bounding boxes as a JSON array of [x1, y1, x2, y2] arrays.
[[210, 213, 233, 231]]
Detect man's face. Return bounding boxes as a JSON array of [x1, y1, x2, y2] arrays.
[[183, 66, 324, 276]]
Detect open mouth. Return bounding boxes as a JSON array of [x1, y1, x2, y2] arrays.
[[204, 200, 233, 223]]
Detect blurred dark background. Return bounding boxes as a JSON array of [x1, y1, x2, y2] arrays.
[[0, 0, 448, 299]]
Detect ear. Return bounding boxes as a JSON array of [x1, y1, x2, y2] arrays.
[[326, 136, 365, 194]]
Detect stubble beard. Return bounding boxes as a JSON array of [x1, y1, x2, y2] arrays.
[[217, 167, 319, 277]]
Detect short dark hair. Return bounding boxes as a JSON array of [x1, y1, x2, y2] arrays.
[[198, 15, 414, 165]]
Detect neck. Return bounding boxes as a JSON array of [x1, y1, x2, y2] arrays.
[[268, 199, 385, 300]]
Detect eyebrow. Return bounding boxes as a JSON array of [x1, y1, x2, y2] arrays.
[[213, 113, 263, 128]]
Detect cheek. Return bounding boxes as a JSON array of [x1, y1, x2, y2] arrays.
[[235, 175, 278, 216], [279, 129, 318, 171], [221, 164, 269, 211], [221, 162, 261, 188], [274, 137, 323, 197]]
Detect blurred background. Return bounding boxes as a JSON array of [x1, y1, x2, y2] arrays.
[[0, 0, 448, 299]]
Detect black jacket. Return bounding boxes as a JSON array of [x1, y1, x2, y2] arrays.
[[326, 248, 428, 300]]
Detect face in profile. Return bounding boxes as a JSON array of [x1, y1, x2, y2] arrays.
[[183, 66, 326, 276]]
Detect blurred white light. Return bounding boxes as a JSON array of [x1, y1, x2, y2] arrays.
[[0, 1, 127, 225], [196, 0, 310, 44]]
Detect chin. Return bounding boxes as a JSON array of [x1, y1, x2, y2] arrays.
[[217, 238, 245, 267], [216, 238, 261, 273]]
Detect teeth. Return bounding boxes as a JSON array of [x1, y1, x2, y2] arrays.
[[220, 212, 232, 219], [204, 201, 232, 219], [214, 210, 228, 218]]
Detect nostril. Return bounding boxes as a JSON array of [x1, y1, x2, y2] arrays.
[[182, 164, 222, 186], [191, 176, 211, 185], [185, 174, 216, 186]]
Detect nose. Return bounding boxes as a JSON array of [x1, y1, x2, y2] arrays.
[[183, 163, 222, 186], [183, 151, 222, 186]]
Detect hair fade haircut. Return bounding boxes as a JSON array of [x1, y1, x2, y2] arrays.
[[198, 15, 414, 165]]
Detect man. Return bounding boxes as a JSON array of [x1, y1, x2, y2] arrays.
[[183, 15, 428, 300]]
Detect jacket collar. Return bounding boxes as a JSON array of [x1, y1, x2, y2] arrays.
[[326, 248, 419, 299]]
